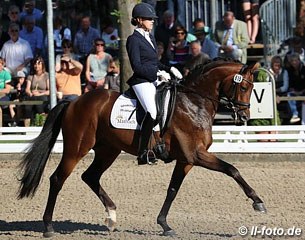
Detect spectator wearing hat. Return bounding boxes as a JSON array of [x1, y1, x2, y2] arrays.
[[194, 27, 218, 59], [56, 55, 83, 101], [191, 18, 213, 40]]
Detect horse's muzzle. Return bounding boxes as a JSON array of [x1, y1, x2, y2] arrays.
[[232, 109, 250, 125]]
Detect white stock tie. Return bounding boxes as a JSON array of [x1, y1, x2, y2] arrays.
[[144, 31, 155, 49]]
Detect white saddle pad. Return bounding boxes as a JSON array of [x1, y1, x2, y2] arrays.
[[110, 94, 160, 131]]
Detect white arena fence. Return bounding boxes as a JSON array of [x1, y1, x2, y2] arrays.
[[1, 126, 305, 154]]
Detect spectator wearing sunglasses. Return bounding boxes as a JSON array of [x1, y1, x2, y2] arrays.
[[167, 25, 190, 72], [84, 38, 112, 92], [55, 39, 78, 72], [7, 5, 22, 30]]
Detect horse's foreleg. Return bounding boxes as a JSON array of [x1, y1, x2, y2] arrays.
[[81, 146, 121, 231], [43, 155, 81, 238], [196, 149, 266, 213], [157, 162, 193, 236]]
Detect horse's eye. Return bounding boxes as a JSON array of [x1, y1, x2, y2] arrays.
[[240, 86, 247, 92]]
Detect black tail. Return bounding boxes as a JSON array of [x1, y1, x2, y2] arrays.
[[18, 101, 70, 199]]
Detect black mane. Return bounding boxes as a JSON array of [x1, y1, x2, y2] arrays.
[[183, 57, 241, 84]]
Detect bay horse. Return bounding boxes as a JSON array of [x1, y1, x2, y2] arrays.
[[18, 59, 266, 237]]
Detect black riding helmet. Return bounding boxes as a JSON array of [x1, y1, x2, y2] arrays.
[[132, 2, 158, 19]]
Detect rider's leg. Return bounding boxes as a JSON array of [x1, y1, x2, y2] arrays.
[[132, 82, 157, 165]]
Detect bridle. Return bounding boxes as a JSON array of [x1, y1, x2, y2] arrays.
[[221, 65, 253, 119], [224, 65, 253, 106], [176, 64, 253, 121]]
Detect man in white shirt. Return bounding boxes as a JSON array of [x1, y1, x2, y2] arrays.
[[0, 23, 33, 77]]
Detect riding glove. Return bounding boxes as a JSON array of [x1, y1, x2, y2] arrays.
[[157, 70, 171, 82], [170, 67, 183, 80]]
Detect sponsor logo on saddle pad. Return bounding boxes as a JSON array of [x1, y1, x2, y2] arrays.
[[110, 95, 160, 131]]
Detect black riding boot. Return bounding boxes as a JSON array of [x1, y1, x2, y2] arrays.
[[137, 112, 157, 165]]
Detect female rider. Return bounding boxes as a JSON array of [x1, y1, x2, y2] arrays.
[[126, 2, 183, 165]]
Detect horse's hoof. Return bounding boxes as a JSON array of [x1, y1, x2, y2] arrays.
[[43, 231, 55, 238], [163, 229, 176, 237], [253, 202, 267, 213], [105, 217, 116, 232]]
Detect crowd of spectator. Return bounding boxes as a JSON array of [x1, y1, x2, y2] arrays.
[[0, 0, 304, 127]]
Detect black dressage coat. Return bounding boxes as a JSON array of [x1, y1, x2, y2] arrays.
[[126, 30, 170, 86]]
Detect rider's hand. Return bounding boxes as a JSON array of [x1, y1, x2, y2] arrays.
[[170, 67, 183, 80], [157, 70, 171, 82]]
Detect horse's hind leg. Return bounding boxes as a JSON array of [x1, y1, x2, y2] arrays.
[[196, 149, 266, 213], [81, 145, 121, 231], [42, 152, 84, 237], [157, 162, 193, 236]]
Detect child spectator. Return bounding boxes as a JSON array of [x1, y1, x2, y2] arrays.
[[104, 57, 120, 92], [8, 71, 27, 127]]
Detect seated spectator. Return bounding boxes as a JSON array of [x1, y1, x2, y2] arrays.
[[20, 0, 43, 24], [55, 39, 78, 72], [0, 57, 12, 107], [286, 53, 305, 124], [0, 24, 10, 50], [193, 27, 218, 59], [167, 25, 190, 73], [19, 16, 44, 57], [7, 5, 22, 30], [155, 10, 179, 51], [157, 41, 169, 65], [24, 56, 49, 126], [284, 36, 305, 68], [84, 38, 112, 93], [56, 55, 83, 101], [73, 16, 101, 59], [8, 71, 27, 127], [44, 16, 72, 57], [0, 22, 33, 77], [269, 55, 290, 124], [104, 57, 120, 92], [269, 56, 289, 96], [183, 40, 210, 77], [191, 18, 213, 40], [101, 16, 119, 57], [214, 11, 249, 64]]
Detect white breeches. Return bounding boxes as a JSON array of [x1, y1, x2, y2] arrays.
[[132, 82, 157, 120]]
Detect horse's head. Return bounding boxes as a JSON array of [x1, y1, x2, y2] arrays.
[[221, 62, 260, 125]]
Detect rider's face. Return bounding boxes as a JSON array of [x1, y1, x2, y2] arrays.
[[140, 17, 154, 31]]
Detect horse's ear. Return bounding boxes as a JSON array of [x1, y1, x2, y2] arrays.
[[247, 62, 261, 73]]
